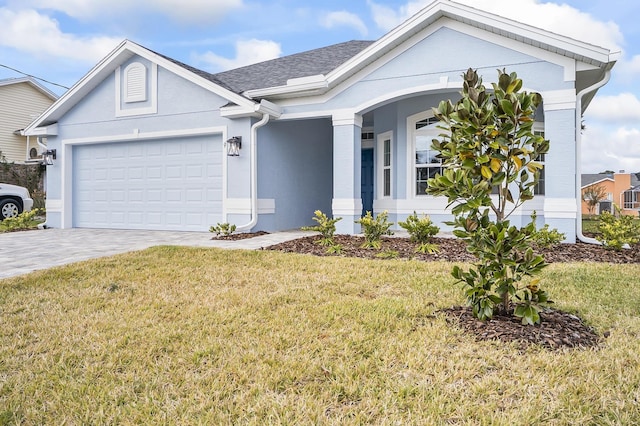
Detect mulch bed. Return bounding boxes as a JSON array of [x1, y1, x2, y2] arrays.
[[267, 234, 640, 264], [211, 231, 269, 241], [266, 233, 639, 350], [443, 306, 603, 350]]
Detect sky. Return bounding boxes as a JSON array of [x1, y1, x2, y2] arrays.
[[0, 0, 638, 175]]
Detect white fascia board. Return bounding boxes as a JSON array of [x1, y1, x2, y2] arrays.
[[24, 124, 58, 137], [324, 0, 614, 88], [220, 99, 282, 119], [581, 178, 613, 189], [24, 39, 132, 134], [244, 78, 328, 99]]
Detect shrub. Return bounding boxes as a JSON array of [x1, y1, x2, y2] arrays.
[[398, 211, 440, 253], [356, 211, 394, 249], [529, 211, 565, 248], [597, 210, 640, 250], [0, 208, 42, 232], [302, 210, 342, 246], [209, 222, 237, 237]]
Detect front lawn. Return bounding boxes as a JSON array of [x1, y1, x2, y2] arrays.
[[1, 247, 639, 424]]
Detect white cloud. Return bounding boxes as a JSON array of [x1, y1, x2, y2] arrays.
[[321, 11, 368, 37], [0, 8, 121, 63], [582, 125, 640, 174], [195, 39, 282, 72], [587, 93, 640, 123], [11, 0, 244, 24], [368, 0, 623, 51]]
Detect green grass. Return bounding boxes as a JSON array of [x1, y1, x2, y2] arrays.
[[582, 217, 601, 235], [1, 247, 640, 424]]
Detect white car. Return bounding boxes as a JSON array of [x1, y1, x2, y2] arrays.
[[0, 183, 34, 220]]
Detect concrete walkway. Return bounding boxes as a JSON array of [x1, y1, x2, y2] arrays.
[[0, 228, 315, 279]]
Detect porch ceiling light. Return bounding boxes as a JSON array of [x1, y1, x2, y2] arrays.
[[226, 136, 242, 156], [43, 149, 57, 166]]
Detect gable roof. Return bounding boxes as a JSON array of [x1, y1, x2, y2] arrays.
[[24, 40, 260, 134], [0, 77, 58, 100], [243, 0, 619, 99]]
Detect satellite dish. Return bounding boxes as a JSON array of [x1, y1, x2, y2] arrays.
[[29, 148, 39, 159]]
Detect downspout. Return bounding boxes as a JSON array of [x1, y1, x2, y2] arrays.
[[575, 69, 611, 244], [234, 100, 281, 232], [36, 136, 50, 229]]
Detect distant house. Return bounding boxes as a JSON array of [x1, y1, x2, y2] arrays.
[[0, 77, 58, 164], [581, 172, 640, 216], [24, 0, 619, 242]]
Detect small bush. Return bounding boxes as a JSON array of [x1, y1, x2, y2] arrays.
[[597, 211, 640, 250], [398, 211, 440, 253], [302, 210, 342, 246], [529, 212, 565, 248], [209, 222, 237, 237], [0, 208, 42, 232], [356, 211, 394, 249]]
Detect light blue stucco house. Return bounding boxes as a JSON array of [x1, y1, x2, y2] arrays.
[[25, 0, 618, 242]]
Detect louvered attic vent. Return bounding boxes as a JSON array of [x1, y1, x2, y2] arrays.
[[124, 62, 147, 103]]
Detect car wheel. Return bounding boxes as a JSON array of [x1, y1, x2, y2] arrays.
[[0, 198, 22, 220]]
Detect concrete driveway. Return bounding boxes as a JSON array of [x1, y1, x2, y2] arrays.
[[0, 228, 312, 279]]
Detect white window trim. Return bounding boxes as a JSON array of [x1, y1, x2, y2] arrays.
[[407, 110, 443, 199], [377, 131, 393, 199], [115, 62, 158, 117]]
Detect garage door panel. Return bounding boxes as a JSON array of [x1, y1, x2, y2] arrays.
[[73, 135, 222, 231]]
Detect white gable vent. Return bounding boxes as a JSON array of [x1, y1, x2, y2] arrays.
[[124, 62, 147, 103]]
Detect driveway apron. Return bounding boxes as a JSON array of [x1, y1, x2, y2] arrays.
[[0, 228, 313, 279]]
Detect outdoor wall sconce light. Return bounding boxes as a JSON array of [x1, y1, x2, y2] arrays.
[[43, 149, 57, 166], [226, 136, 242, 156]]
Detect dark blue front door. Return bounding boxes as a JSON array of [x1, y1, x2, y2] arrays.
[[361, 149, 374, 217]]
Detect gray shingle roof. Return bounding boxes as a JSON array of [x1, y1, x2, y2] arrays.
[[211, 40, 375, 94], [581, 173, 613, 187], [581, 172, 640, 188]]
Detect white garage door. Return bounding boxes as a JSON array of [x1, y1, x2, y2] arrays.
[[73, 135, 222, 231]]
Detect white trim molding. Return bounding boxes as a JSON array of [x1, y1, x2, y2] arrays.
[[45, 198, 63, 212], [224, 198, 276, 215], [544, 197, 578, 219], [377, 131, 393, 200], [332, 198, 363, 216], [62, 126, 226, 146], [541, 89, 577, 111], [332, 111, 363, 127]]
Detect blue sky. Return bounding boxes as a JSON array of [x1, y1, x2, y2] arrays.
[[0, 0, 638, 174]]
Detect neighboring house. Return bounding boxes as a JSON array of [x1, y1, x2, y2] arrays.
[[24, 0, 618, 242], [0, 77, 58, 163], [581, 172, 640, 216]]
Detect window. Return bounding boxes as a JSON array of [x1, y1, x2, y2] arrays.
[[383, 139, 391, 197], [412, 114, 443, 196], [623, 189, 640, 210], [377, 131, 393, 199], [124, 62, 147, 103]]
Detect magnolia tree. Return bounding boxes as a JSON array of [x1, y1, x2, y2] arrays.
[[427, 68, 551, 325]]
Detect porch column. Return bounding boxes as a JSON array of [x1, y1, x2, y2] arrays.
[[332, 112, 363, 234], [542, 91, 577, 242]]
